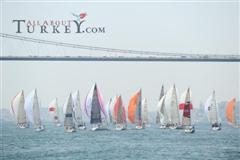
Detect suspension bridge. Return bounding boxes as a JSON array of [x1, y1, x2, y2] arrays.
[[0, 33, 239, 62]]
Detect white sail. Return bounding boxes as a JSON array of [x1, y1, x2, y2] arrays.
[[11, 90, 28, 127], [24, 89, 44, 131], [72, 90, 85, 128], [165, 85, 180, 127], [106, 98, 113, 123], [205, 91, 221, 125], [142, 98, 148, 125], [48, 98, 61, 126], [158, 95, 169, 126]]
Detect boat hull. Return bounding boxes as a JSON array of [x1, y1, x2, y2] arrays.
[[35, 125, 44, 132], [184, 126, 195, 133]]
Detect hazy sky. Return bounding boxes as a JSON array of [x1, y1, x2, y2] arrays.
[[1, 1, 239, 111]]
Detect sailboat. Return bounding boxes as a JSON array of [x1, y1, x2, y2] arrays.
[[48, 98, 61, 127], [128, 89, 143, 129], [63, 93, 76, 133], [114, 95, 127, 130], [205, 90, 221, 131], [10, 90, 28, 128], [165, 85, 180, 129], [24, 89, 44, 132], [107, 98, 113, 124], [72, 90, 86, 130], [142, 98, 149, 128], [180, 88, 195, 133], [226, 98, 239, 128], [158, 95, 170, 129], [156, 85, 164, 125], [84, 84, 108, 131]]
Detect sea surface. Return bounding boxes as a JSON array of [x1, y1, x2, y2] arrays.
[[1, 121, 239, 160]]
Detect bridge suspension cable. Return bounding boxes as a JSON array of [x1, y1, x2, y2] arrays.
[[1, 33, 237, 59]]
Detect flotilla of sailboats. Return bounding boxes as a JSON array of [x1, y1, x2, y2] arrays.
[[9, 84, 239, 132]]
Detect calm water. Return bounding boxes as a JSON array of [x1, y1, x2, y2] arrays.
[[1, 121, 239, 160]]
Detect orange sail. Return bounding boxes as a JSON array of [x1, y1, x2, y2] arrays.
[[128, 90, 141, 123], [226, 98, 236, 125]]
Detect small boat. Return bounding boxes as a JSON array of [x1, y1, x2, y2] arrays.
[[113, 95, 127, 130], [106, 98, 113, 124], [85, 84, 108, 131], [205, 90, 221, 131], [63, 94, 76, 133], [226, 98, 239, 128], [142, 98, 149, 128], [165, 85, 180, 129], [180, 88, 195, 133], [48, 98, 61, 127], [24, 89, 44, 132], [156, 85, 164, 125], [72, 90, 86, 130], [10, 90, 28, 128], [128, 89, 143, 129]]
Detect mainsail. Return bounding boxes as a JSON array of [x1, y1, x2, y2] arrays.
[[48, 98, 61, 126], [205, 91, 221, 125], [11, 90, 27, 127], [226, 98, 238, 127], [107, 98, 113, 123], [158, 95, 169, 126], [84, 84, 107, 125], [72, 90, 85, 127], [142, 98, 148, 125], [128, 89, 142, 125], [24, 89, 43, 129], [114, 95, 126, 124], [181, 88, 192, 127], [156, 85, 164, 124], [165, 85, 180, 126], [179, 88, 193, 126], [63, 94, 75, 129]]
